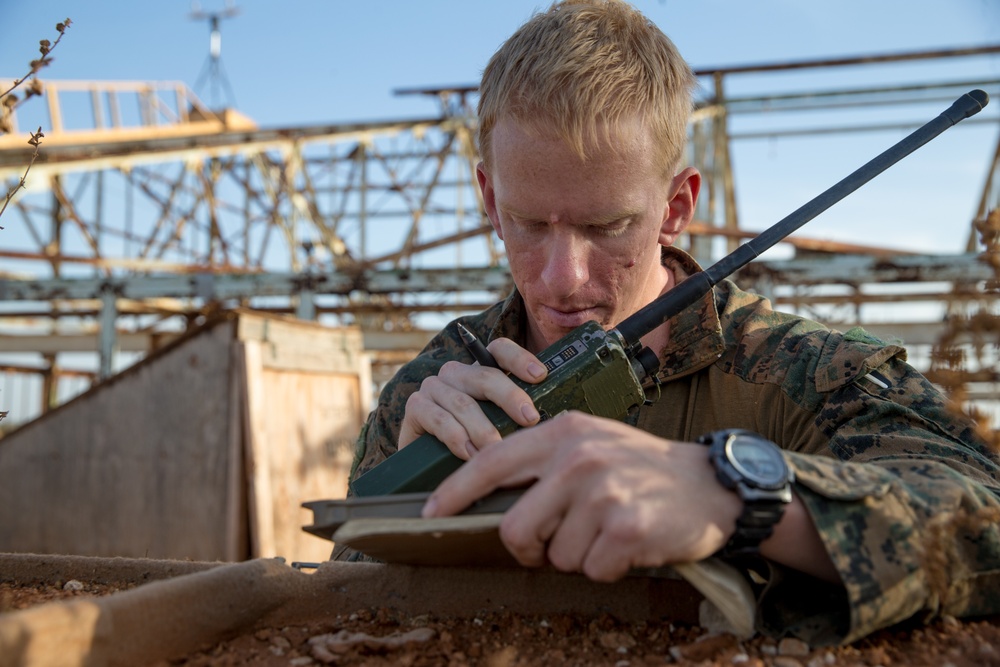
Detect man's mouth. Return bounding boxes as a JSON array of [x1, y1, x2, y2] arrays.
[[542, 304, 603, 329]]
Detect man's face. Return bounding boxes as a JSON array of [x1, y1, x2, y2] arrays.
[[478, 117, 684, 352]]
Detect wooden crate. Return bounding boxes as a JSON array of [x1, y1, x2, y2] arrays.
[[0, 311, 369, 563]]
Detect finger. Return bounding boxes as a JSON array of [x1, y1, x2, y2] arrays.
[[498, 482, 567, 567], [582, 499, 694, 582], [500, 450, 606, 574], [422, 426, 550, 517], [486, 337, 548, 385], [543, 498, 604, 575], [398, 383, 495, 458], [399, 370, 505, 452], [438, 359, 541, 429], [581, 535, 633, 583], [578, 513, 647, 583], [430, 377, 507, 448]]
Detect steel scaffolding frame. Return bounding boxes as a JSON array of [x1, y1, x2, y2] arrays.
[[1, 45, 998, 423]]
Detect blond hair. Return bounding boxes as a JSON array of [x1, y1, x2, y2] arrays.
[[477, 0, 696, 174]]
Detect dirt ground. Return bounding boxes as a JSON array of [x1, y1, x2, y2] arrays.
[[5, 578, 1000, 667]]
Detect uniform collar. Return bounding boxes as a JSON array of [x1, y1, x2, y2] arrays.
[[656, 247, 726, 381]]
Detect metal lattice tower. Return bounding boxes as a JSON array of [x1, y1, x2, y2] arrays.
[[190, 1, 240, 110]]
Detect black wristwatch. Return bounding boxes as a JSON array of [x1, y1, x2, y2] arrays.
[[698, 429, 794, 557]]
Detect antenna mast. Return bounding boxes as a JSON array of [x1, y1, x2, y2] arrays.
[[190, 0, 240, 109]]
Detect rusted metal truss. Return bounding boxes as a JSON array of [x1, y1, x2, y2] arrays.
[[1, 46, 999, 421]]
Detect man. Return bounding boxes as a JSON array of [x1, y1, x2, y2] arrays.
[[344, 0, 1000, 645]]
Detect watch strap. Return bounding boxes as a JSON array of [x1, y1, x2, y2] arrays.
[[719, 498, 787, 557]]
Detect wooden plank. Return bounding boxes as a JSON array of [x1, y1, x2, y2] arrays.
[[236, 311, 365, 375], [224, 343, 249, 561], [241, 339, 274, 559], [256, 367, 363, 562], [237, 314, 370, 562]]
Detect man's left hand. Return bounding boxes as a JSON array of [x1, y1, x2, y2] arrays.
[[421, 410, 741, 581]]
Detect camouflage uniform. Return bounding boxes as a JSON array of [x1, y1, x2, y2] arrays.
[[346, 247, 1000, 645]]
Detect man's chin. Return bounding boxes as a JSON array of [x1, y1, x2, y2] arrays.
[[528, 310, 611, 350], [537, 322, 608, 349], [530, 326, 573, 352]]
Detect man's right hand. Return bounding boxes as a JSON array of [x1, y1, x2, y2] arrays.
[[397, 336, 549, 459]]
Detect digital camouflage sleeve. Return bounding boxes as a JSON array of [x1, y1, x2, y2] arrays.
[[345, 248, 1000, 646]]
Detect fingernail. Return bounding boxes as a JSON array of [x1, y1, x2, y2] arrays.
[[521, 403, 540, 423], [422, 496, 438, 518], [527, 362, 545, 380]]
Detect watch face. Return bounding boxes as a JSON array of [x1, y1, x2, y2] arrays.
[[727, 434, 788, 487]]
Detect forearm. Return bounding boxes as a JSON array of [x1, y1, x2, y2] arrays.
[[764, 451, 1000, 645], [760, 493, 840, 584]]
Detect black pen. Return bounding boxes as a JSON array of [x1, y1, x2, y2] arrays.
[[457, 322, 499, 368]]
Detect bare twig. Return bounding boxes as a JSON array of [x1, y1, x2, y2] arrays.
[[0, 19, 72, 101], [0, 19, 71, 229], [0, 128, 44, 228]]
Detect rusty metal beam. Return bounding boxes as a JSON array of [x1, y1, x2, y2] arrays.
[[0, 267, 514, 302], [693, 44, 1000, 76], [0, 116, 456, 178], [0, 254, 985, 306], [737, 253, 993, 286]]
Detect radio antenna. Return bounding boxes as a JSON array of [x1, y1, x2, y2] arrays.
[[190, 0, 241, 109]]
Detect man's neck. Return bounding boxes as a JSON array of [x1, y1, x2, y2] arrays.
[[636, 263, 675, 360]]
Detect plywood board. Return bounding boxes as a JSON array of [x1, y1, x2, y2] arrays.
[[0, 321, 241, 560], [241, 332, 365, 562]]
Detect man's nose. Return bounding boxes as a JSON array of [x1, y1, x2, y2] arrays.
[[540, 232, 590, 297]]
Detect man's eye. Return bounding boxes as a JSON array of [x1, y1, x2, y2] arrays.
[[516, 219, 547, 231], [594, 221, 630, 237]]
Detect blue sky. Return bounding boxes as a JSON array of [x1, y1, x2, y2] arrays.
[[1, 1, 999, 416], [2, 1, 999, 257], [3, 1, 998, 126]]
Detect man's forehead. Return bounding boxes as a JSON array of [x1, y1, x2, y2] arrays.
[[495, 170, 648, 225], [491, 114, 655, 156]]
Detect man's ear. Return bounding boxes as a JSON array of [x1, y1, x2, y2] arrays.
[[477, 161, 504, 241], [659, 167, 701, 246]]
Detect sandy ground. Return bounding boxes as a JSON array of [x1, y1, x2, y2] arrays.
[[3, 554, 1000, 666]]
